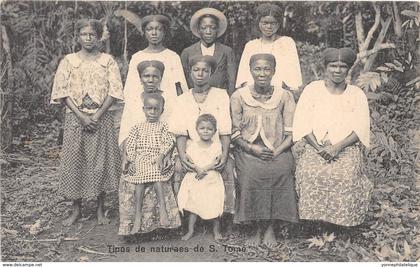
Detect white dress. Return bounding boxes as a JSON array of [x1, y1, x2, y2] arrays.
[[118, 49, 188, 145], [236, 36, 302, 90], [177, 140, 225, 220]]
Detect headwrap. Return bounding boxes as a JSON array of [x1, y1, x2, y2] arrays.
[[249, 53, 276, 68], [137, 60, 165, 77], [255, 3, 282, 22], [322, 47, 357, 67], [188, 55, 217, 74], [141, 14, 170, 31], [190, 8, 228, 38]]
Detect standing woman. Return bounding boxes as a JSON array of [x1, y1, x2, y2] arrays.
[[119, 14, 188, 145], [236, 3, 302, 90], [51, 19, 124, 226], [293, 48, 373, 228], [231, 54, 298, 247]]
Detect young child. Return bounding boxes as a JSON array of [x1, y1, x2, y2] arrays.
[[177, 114, 225, 241], [122, 93, 174, 234]]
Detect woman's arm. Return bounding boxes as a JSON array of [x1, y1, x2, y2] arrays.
[[318, 131, 359, 161], [213, 135, 230, 171], [176, 135, 196, 172], [273, 135, 293, 157], [304, 132, 324, 151], [64, 97, 97, 131], [91, 95, 114, 122]]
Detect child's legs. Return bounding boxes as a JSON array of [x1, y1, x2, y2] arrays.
[[213, 217, 222, 240], [153, 182, 170, 225], [134, 184, 146, 215], [181, 213, 197, 240]]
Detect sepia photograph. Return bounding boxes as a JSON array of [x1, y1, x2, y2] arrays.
[[0, 0, 419, 264]]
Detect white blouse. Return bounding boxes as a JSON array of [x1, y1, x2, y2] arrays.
[[236, 36, 302, 90], [119, 49, 188, 145], [293, 80, 370, 147]]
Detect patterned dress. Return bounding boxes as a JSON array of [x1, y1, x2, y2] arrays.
[[50, 53, 124, 200], [123, 121, 174, 184], [293, 81, 373, 226]]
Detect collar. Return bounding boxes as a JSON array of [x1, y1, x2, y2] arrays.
[[238, 85, 284, 110], [66, 53, 109, 67], [200, 42, 215, 56]]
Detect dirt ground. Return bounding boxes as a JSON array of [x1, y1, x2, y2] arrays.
[[1, 122, 418, 262]]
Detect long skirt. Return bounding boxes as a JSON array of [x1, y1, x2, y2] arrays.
[[233, 149, 299, 223], [118, 179, 181, 235], [295, 144, 373, 226], [58, 112, 121, 200]]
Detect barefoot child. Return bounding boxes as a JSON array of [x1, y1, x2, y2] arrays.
[[177, 114, 225, 241], [122, 93, 174, 234]]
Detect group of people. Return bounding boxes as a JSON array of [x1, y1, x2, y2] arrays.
[[51, 4, 373, 247]]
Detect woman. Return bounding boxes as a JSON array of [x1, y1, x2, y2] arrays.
[[118, 60, 181, 236], [51, 19, 123, 226], [231, 53, 298, 247], [169, 55, 231, 239], [181, 7, 236, 95], [293, 47, 373, 228], [119, 14, 188, 145], [236, 3, 302, 90]]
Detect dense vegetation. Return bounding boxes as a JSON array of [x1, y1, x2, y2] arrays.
[[1, 0, 419, 262]]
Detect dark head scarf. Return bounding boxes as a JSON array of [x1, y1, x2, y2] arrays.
[[137, 60, 165, 77], [323, 48, 357, 67], [189, 55, 217, 74], [249, 53, 276, 68], [141, 14, 170, 32], [255, 3, 282, 23]]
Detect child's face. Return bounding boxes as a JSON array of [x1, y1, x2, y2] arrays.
[[196, 120, 216, 141], [140, 66, 162, 93], [143, 97, 163, 123]]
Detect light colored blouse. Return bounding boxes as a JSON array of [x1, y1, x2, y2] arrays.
[[119, 49, 188, 144], [51, 53, 124, 113], [293, 80, 370, 147], [230, 85, 296, 150], [236, 36, 302, 90], [169, 87, 231, 142]]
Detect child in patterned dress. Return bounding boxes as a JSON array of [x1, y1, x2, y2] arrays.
[[122, 93, 174, 234]]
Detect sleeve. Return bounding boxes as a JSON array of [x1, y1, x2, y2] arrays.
[[217, 91, 232, 135], [172, 54, 189, 92], [282, 90, 296, 134], [107, 57, 124, 100], [280, 37, 302, 89], [226, 47, 237, 94], [126, 125, 139, 162], [292, 84, 315, 142], [230, 91, 243, 141], [235, 42, 253, 88], [180, 49, 193, 89], [50, 56, 71, 104], [168, 96, 188, 136], [352, 90, 370, 147], [159, 123, 174, 155]]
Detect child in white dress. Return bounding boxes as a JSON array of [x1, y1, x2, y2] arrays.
[[177, 114, 225, 240], [122, 93, 174, 234]]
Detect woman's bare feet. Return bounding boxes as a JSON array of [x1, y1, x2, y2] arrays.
[[62, 200, 81, 226], [97, 209, 110, 225], [246, 228, 261, 246], [263, 224, 277, 248], [181, 231, 194, 241]]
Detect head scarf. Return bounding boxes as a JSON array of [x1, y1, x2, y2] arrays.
[[323, 47, 357, 67], [137, 60, 165, 77], [189, 55, 217, 74], [249, 53, 276, 68]]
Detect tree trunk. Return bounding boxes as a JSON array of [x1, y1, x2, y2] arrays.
[[364, 17, 392, 71]]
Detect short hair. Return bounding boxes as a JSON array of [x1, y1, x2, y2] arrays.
[[196, 113, 217, 130], [75, 19, 103, 38], [143, 92, 165, 108], [198, 14, 219, 28], [255, 3, 282, 24]]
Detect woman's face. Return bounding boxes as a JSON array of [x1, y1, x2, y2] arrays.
[[250, 59, 275, 87], [190, 62, 212, 87], [144, 21, 165, 45], [140, 66, 162, 93], [196, 121, 216, 141], [78, 26, 99, 51], [258, 16, 280, 38], [198, 16, 218, 45], [325, 61, 349, 84]]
